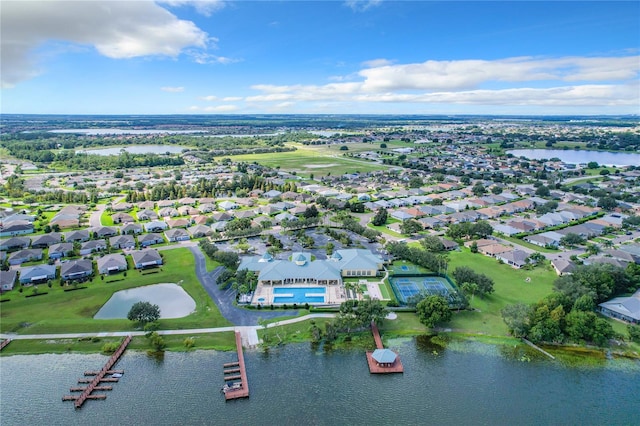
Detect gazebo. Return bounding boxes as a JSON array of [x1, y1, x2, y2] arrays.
[[371, 348, 397, 367]]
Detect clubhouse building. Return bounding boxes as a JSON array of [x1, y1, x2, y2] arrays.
[[238, 249, 384, 305]]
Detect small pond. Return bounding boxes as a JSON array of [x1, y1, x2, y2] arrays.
[[94, 283, 196, 319], [76, 145, 186, 156]]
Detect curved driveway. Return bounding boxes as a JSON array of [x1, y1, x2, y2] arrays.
[[188, 246, 297, 326]]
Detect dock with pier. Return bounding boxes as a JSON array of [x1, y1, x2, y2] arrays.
[[222, 331, 249, 400], [63, 335, 131, 408], [0, 339, 11, 351], [366, 321, 404, 374]]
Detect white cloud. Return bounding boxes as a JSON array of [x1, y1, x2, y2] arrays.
[[1, 1, 209, 88], [200, 95, 218, 101], [161, 86, 185, 93], [361, 58, 394, 68], [205, 105, 238, 112], [189, 52, 241, 65], [344, 0, 383, 12], [222, 96, 243, 102], [243, 55, 639, 109], [159, 0, 225, 17]]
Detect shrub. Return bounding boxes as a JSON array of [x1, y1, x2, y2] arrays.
[[101, 342, 119, 354], [184, 337, 196, 349]]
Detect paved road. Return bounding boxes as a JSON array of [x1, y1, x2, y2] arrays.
[[188, 246, 297, 326], [88, 204, 106, 227]]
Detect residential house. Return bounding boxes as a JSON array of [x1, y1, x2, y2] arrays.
[[523, 232, 563, 248], [165, 228, 190, 242], [0, 221, 34, 237], [0, 236, 30, 251], [30, 232, 63, 248], [598, 289, 640, 324], [64, 229, 90, 243], [8, 248, 43, 265], [109, 234, 136, 250], [48, 242, 74, 259], [131, 249, 163, 269], [137, 210, 159, 221], [551, 258, 575, 276], [97, 253, 128, 274], [138, 233, 164, 247], [18, 264, 56, 285], [79, 239, 107, 256], [187, 224, 212, 239], [60, 259, 94, 281], [218, 200, 238, 210], [91, 226, 117, 238], [167, 218, 191, 228], [0, 269, 17, 291], [112, 212, 135, 224], [496, 249, 530, 269], [144, 221, 168, 232], [158, 207, 179, 218], [120, 223, 143, 235]]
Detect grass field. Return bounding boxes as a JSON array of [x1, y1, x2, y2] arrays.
[[0, 248, 231, 334], [228, 143, 390, 177], [445, 247, 557, 335]]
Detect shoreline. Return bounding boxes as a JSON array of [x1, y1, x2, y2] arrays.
[[3, 327, 639, 366]]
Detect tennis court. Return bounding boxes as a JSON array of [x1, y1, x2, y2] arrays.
[[389, 275, 459, 305]]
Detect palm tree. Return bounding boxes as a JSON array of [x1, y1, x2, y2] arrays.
[[461, 282, 479, 303]]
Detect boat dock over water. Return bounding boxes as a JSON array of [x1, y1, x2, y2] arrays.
[[0, 339, 11, 351], [222, 331, 249, 400], [63, 335, 131, 408]]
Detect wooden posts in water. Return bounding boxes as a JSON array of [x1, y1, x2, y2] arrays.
[[63, 335, 131, 408]]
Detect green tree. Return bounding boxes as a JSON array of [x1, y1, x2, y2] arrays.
[[416, 295, 451, 327], [400, 219, 423, 236], [627, 325, 640, 344], [372, 208, 388, 226], [501, 303, 532, 338], [420, 235, 445, 253], [560, 233, 585, 248], [127, 301, 161, 324]]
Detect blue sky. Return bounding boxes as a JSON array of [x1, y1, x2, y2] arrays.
[[1, 1, 639, 115]]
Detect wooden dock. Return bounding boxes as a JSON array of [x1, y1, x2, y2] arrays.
[[63, 335, 131, 408], [222, 331, 249, 401], [366, 322, 404, 374], [0, 339, 11, 351]]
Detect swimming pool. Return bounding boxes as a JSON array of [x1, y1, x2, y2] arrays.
[[272, 287, 326, 304]]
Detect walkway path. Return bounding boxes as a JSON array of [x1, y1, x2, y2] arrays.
[[0, 314, 336, 341]]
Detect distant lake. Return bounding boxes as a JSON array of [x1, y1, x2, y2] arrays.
[[94, 283, 196, 319], [51, 129, 206, 135], [507, 149, 640, 166], [76, 145, 186, 156], [309, 131, 339, 137]]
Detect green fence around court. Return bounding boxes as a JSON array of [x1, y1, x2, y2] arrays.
[[388, 273, 467, 309]]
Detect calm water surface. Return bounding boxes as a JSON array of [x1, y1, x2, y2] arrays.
[[76, 145, 186, 156], [93, 283, 196, 319], [507, 149, 640, 166], [1, 338, 638, 426]]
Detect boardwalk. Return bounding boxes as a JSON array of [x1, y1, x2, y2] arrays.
[[63, 335, 131, 408], [0, 339, 11, 351], [366, 322, 404, 374], [223, 331, 249, 400]]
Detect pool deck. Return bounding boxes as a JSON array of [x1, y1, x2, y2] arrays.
[[251, 285, 348, 306]]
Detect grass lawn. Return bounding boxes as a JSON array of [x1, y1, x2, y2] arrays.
[[229, 143, 389, 177], [445, 247, 557, 335], [367, 220, 403, 238], [101, 210, 114, 226], [0, 248, 231, 335], [378, 282, 391, 300]]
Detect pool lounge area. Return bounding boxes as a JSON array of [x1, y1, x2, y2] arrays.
[[252, 285, 347, 306]]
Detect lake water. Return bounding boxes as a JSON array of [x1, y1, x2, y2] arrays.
[[93, 283, 196, 319], [1, 338, 638, 425], [51, 129, 206, 135], [76, 145, 186, 156], [507, 149, 640, 166]]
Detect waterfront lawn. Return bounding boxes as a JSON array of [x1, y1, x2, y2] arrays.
[[1, 332, 238, 355], [445, 248, 556, 336], [380, 312, 429, 336], [0, 248, 231, 334]]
